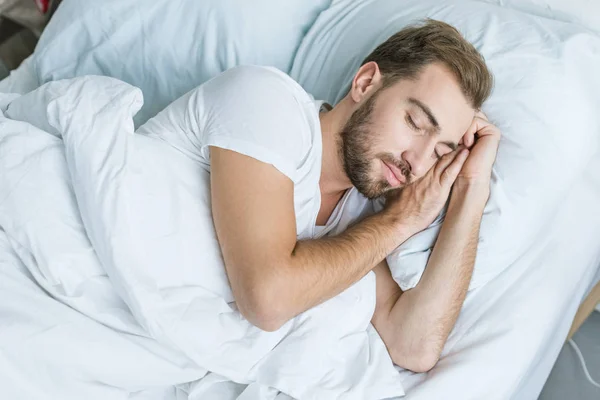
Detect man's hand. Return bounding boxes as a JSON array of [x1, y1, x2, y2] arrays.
[[459, 111, 501, 187], [384, 148, 469, 237]]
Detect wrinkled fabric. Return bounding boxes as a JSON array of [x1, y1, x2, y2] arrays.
[[0, 76, 404, 399]]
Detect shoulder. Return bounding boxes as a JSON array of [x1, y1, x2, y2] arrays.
[[202, 65, 314, 113], [213, 65, 309, 94], [199, 66, 320, 182]]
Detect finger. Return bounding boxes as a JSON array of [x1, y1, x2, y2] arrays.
[[440, 148, 469, 187], [462, 118, 480, 148], [472, 127, 501, 154], [433, 148, 461, 176], [463, 131, 474, 148], [463, 116, 495, 147]]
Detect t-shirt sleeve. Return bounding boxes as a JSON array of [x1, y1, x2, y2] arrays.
[[196, 65, 314, 182]]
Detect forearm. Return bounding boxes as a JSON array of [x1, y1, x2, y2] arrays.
[[388, 182, 487, 367], [267, 210, 411, 327]]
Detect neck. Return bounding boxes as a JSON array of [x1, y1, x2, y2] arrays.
[[318, 98, 355, 197]]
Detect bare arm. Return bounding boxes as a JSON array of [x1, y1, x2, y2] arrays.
[[371, 182, 486, 372], [371, 111, 500, 372], [210, 146, 466, 331], [211, 147, 409, 331]]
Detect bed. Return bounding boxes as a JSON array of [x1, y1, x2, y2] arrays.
[[1, 0, 599, 399]]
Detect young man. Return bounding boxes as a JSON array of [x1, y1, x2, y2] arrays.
[[169, 20, 499, 373]]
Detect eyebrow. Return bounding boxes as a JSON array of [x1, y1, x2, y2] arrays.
[[408, 97, 439, 130], [408, 97, 457, 151]]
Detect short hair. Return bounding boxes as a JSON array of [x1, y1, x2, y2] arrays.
[[361, 19, 494, 109]]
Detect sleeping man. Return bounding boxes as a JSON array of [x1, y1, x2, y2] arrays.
[[161, 19, 500, 373]]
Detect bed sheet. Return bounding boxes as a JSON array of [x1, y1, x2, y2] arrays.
[[397, 153, 600, 399]]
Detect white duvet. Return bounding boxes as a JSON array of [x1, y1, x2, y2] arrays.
[[0, 76, 405, 400]]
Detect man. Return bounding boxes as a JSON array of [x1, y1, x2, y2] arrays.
[[200, 20, 499, 373]]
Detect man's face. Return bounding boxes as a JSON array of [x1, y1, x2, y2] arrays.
[[341, 63, 476, 199]]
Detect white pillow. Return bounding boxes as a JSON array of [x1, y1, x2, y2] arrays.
[[291, 0, 600, 290], [32, 0, 331, 126], [478, 0, 600, 34]]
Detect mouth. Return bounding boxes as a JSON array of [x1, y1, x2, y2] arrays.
[[382, 160, 407, 187]]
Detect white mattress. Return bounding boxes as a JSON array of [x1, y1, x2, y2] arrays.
[[1, 57, 599, 399]]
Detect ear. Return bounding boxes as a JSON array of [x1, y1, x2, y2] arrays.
[[349, 61, 383, 104]]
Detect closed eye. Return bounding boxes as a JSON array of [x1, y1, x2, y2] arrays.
[[406, 114, 421, 131]]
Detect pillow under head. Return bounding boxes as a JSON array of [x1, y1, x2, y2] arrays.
[[291, 0, 600, 289]]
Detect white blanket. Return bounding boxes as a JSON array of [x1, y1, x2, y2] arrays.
[[0, 76, 404, 399]]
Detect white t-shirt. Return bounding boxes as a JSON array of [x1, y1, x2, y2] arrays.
[[138, 65, 372, 240]]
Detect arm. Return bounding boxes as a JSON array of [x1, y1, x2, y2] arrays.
[[210, 146, 465, 332], [371, 111, 501, 372], [210, 147, 409, 331], [371, 182, 486, 373]]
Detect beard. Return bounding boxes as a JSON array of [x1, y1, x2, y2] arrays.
[[339, 91, 411, 199]]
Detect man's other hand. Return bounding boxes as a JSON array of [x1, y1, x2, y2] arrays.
[[458, 111, 501, 190]]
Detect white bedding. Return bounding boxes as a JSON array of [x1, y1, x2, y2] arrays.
[[478, 0, 600, 34], [1, 4, 600, 400], [0, 56, 38, 94], [30, 0, 332, 126]]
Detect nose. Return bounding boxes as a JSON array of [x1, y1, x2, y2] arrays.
[[402, 138, 436, 178]]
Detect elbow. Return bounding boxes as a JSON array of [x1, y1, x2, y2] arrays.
[[390, 342, 442, 373], [246, 307, 287, 333], [235, 281, 290, 332]]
